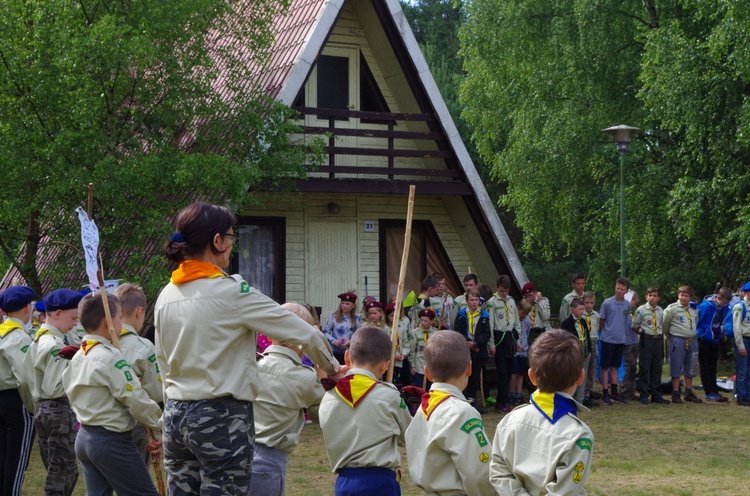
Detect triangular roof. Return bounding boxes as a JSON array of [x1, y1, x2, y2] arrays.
[[251, 0, 527, 287]]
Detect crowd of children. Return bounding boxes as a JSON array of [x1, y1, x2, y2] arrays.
[[6, 261, 750, 496]]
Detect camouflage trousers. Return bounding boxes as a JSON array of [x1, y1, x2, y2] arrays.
[[622, 343, 639, 396], [164, 397, 254, 496], [35, 398, 78, 496]]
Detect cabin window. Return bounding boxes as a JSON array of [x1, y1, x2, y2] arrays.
[[379, 220, 461, 306], [233, 217, 286, 303], [360, 52, 390, 118], [317, 55, 349, 111]]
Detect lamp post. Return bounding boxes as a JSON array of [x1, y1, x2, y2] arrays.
[[602, 125, 642, 277]]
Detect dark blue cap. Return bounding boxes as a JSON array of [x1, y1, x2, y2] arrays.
[[43, 289, 84, 312], [34, 301, 45, 312], [0, 286, 36, 313], [742, 282, 750, 292]]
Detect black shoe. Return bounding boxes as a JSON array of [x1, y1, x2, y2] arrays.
[[582, 398, 599, 408], [684, 392, 703, 403], [588, 391, 602, 400], [672, 392, 684, 404], [651, 395, 670, 405], [639, 396, 650, 405], [602, 395, 613, 405]]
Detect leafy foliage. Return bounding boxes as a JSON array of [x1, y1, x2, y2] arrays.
[[0, 0, 319, 298], [460, 0, 750, 297]]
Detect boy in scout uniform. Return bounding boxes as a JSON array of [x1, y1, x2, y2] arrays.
[[429, 273, 454, 330], [0, 286, 37, 496], [251, 303, 327, 496], [409, 308, 439, 388], [405, 330, 493, 496], [62, 292, 162, 496], [113, 283, 163, 460], [491, 330, 594, 495], [450, 273, 478, 327], [663, 285, 702, 404], [732, 282, 750, 406], [319, 326, 412, 496], [486, 275, 521, 412], [26, 288, 84, 495], [632, 287, 670, 404]]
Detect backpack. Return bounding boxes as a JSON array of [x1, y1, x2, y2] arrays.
[[722, 300, 746, 338]]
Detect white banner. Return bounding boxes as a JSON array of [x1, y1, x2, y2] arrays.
[[76, 207, 100, 290]]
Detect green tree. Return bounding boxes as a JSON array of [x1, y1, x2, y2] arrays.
[[460, 0, 750, 297], [0, 0, 317, 298]]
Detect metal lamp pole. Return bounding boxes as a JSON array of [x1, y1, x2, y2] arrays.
[[602, 125, 642, 277]]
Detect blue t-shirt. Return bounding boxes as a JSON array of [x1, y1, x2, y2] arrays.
[[599, 296, 632, 344]]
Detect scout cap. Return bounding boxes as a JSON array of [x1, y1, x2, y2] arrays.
[[43, 289, 84, 312], [742, 282, 750, 292], [364, 300, 383, 311], [384, 302, 396, 315], [338, 292, 357, 303], [0, 286, 36, 313], [418, 308, 436, 319], [521, 282, 536, 295]]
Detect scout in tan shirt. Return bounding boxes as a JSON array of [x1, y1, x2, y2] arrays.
[[406, 331, 493, 496], [491, 330, 593, 495], [63, 292, 162, 496], [319, 327, 412, 496]]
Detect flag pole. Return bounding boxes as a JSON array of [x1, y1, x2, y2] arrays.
[[387, 185, 416, 383]]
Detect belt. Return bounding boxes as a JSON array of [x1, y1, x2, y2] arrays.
[[643, 334, 663, 340]]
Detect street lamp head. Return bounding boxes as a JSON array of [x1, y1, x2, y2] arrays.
[[602, 125, 642, 153]]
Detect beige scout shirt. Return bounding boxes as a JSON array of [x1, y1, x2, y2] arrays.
[[119, 324, 163, 404], [732, 299, 750, 350], [632, 304, 664, 336], [486, 294, 521, 349], [62, 335, 162, 438], [254, 345, 324, 454], [450, 294, 467, 329], [405, 383, 493, 496], [582, 310, 600, 341], [319, 368, 412, 472], [409, 326, 439, 374], [26, 324, 69, 401], [0, 317, 35, 411], [529, 297, 552, 330], [662, 302, 697, 339], [154, 274, 338, 402], [490, 393, 594, 495], [395, 316, 412, 367]]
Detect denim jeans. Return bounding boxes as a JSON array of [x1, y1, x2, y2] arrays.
[[735, 338, 750, 401]]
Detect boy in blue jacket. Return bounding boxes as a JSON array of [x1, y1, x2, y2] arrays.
[[454, 288, 491, 413], [697, 287, 733, 402]]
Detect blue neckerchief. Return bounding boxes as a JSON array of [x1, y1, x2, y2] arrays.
[[531, 391, 578, 425]]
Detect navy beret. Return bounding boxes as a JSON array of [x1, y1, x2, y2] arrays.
[[34, 300, 45, 312], [742, 282, 750, 292], [0, 286, 36, 313], [43, 289, 84, 312]]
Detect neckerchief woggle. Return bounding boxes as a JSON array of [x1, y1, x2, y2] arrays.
[[531, 391, 578, 425]]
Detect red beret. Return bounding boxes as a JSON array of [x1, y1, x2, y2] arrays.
[[521, 282, 536, 295], [338, 292, 357, 303], [418, 308, 436, 319], [364, 300, 383, 311], [384, 302, 396, 314]]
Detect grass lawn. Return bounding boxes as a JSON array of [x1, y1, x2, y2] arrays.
[[22, 364, 750, 495]]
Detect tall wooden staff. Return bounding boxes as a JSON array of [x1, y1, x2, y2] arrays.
[[85, 185, 166, 496], [387, 185, 416, 383]]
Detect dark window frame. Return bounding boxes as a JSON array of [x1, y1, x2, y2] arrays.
[[232, 216, 286, 303]]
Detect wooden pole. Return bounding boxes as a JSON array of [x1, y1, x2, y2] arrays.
[[146, 427, 167, 496], [96, 260, 121, 351], [387, 185, 416, 384]]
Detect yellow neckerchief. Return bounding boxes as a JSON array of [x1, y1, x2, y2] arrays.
[[682, 305, 693, 327], [334, 373, 378, 408], [0, 319, 23, 338], [530, 304, 536, 326], [531, 391, 578, 425], [81, 339, 102, 355], [650, 306, 658, 334], [467, 308, 480, 338], [34, 326, 52, 341], [421, 326, 432, 342], [574, 318, 589, 356], [420, 389, 453, 420], [171, 260, 224, 285], [585, 313, 592, 330]]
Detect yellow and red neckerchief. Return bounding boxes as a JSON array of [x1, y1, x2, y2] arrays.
[[0, 319, 23, 338], [334, 374, 378, 408], [420, 390, 453, 420], [171, 260, 225, 285], [81, 339, 102, 355]]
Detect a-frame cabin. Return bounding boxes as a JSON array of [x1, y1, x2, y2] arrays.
[[233, 0, 528, 318]]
